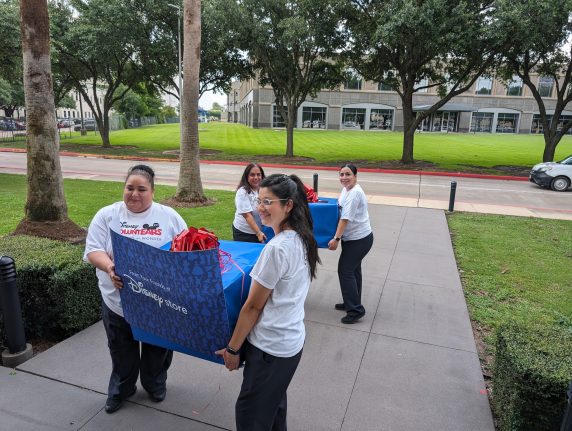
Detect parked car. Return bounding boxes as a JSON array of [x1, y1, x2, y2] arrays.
[[74, 119, 97, 131], [529, 155, 572, 192], [58, 119, 75, 128], [0, 118, 25, 131]]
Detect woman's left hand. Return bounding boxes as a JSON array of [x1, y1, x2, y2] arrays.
[[215, 348, 241, 371], [328, 238, 339, 250]]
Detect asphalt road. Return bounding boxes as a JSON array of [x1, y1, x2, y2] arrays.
[[1, 151, 571, 220]]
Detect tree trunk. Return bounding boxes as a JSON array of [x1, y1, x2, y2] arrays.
[[401, 92, 415, 164], [543, 138, 557, 162], [19, 0, 68, 222], [176, 0, 206, 202], [100, 114, 110, 147], [285, 105, 296, 157]]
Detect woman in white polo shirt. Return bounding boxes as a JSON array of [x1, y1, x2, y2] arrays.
[[232, 163, 267, 243], [328, 163, 374, 324], [217, 173, 320, 431]]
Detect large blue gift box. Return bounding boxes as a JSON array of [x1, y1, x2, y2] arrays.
[[262, 197, 339, 247], [111, 230, 263, 364]]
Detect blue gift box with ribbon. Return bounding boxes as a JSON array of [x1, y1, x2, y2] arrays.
[[111, 230, 263, 364], [262, 197, 339, 247]]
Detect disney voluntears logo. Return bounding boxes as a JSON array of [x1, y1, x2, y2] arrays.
[[119, 221, 162, 236]]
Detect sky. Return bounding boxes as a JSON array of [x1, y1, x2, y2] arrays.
[[199, 89, 227, 110]]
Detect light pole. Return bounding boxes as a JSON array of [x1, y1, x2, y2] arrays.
[[167, 3, 182, 121]]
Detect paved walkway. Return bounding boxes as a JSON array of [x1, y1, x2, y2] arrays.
[[0, 204, 494, 430]]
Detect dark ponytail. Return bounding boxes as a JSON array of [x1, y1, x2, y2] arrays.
[[260, 174, 321, 279]]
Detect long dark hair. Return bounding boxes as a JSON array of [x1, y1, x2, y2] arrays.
[[237, 163, 266, 193], [340, 163, 357, 175], [260, 174, 321, 279]]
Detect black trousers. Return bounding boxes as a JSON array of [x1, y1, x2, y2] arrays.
[[232, 225, 259, 243], [236, 340, 303, 431], [101, 301, 173, 400], [338, 232, 374, 316]]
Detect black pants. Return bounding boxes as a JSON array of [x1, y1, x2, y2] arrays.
[[338, 232, 374, 316], [232, 225, 259, 243], [236, 341, 303, 431], [101, 301, 173, 400]]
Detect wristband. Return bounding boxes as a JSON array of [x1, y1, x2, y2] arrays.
[[334, 237, 341, 242], [226, 345, 240, 356]]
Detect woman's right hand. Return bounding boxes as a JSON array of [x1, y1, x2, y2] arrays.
[[256, 231, 267, 243], [106, 264, 123, 289]]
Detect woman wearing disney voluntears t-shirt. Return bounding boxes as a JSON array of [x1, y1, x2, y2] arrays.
[[83, 164, 187, 414], [328, 163, 374, 324]]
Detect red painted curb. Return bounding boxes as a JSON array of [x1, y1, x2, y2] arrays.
[[0, 147, 529, 181]]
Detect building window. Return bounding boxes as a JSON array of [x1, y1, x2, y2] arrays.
[[369, 109, 393, 130], [378, 82, 392, 91], [470, 112, 494, 132], [496, 113, 519, 133], [506, 76, 523, 96], [301, 106, 326, 129], [475, 76, 493, 95], [344, 71, 362, 90], [414, 78, 428, 93], [272, 105, 287, 128], [531, 114, 572, 134], [341, 108, 366, 129], [538, 76, 554, 98]]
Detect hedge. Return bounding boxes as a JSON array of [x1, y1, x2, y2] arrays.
[[0, 235, 100, 348], [493, 322, 572, 430]]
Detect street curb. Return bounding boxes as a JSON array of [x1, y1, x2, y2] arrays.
[[0, 147, 529, 182]]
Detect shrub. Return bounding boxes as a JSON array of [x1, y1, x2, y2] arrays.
[[493, 322, 572, 430], [0, 235, 100, 348]]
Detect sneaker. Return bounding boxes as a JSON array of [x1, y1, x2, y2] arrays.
[[105, 386, 136, 414], [149, 388, 167, 402], [334, 303, 346, 311]]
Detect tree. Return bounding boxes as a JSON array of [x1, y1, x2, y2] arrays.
[[223, 0, 346, 157], [495, 0, 572, 162], [175, 0, 207, 203], [345, 0, 502, 163], [16, 0, 83, 240]]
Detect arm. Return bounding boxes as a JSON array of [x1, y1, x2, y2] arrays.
[[241, 212, 267, 242], [86, 250, 123, 289], [215, 279, 272, 370], [328, 219, 348, 250]]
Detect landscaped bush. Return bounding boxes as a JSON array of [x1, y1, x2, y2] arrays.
[[493, 322, 572, 430], [0, 235, 100, 348]]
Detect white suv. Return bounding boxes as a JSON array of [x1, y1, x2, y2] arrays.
[[529, 155, 572, 192]]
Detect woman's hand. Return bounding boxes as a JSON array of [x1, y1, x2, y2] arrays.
[[106, 263, 123, 289], [215, 348, 241, 371], [328, 238, 339, 250], [256, 231, 267, 243]]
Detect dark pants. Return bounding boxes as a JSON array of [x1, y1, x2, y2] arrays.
[[101, 301, 173, 400], [232, 225, 259, 243], [236, 341, 303, 431], [338, 232, 374, 316]]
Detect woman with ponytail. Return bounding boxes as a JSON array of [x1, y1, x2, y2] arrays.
[[216, 173, 320, 431]]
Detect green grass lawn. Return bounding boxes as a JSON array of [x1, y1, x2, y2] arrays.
[[3, 122, 572, 173], [448, 212, 572, 364]]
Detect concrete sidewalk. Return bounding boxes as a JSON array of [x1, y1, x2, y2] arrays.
[[0, 205, 494, 430]]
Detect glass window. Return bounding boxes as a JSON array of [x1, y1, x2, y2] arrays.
[[538, 76, 554, 97], [470, 112, 494, 132], [496, 113, 519, 133], [301, 106, 326, 129], [475, 76, 493, 95], [342, 108, 366, 129], [414, 78, 428, 93], [272, 105, 287, 128], [344, 72, 362, 90], [506, 76, 523, 96], [378, 82, 392, 91], [532, 114, 572, 134], [369, 109, 394, 130]]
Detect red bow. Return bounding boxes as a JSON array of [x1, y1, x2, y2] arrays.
[[170, 227, 219, 252], [304, 184, 319, 203]]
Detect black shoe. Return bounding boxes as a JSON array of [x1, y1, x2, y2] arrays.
[[104, 386, 136, 414], [334, 303, 346, 311], [341, 312, 365, 324], [149, 388, 166, 402]]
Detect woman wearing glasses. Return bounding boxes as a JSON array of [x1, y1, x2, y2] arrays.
[[217, 174, 320, 431], [328, 163, 373, 324], [232, 163, 267, 243]]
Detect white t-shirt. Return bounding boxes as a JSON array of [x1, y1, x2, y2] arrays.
[[248, 230, 310, 357], [83, 201, 187, 317], [233, 186, 262, 234], [339, 184, 372, 241]]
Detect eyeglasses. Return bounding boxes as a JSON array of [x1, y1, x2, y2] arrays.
[[255, 197, 289, 207]]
